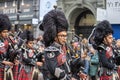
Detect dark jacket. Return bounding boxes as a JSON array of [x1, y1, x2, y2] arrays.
[[98, 44, 115, 69], [44, 42, 71, 80], [20, 47, 36, 73], [0, 38, 9, 67], [97, 43, 117, 76]]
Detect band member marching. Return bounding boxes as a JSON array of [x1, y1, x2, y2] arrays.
[[18, 30, 43, 80], [39, 9, 87, 80], [89, 20, 120, 80], [0, 14, 15, 80]]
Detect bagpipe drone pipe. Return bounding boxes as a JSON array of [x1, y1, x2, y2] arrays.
[[110, 39, 120, 66], [65, 42, 85, 75]]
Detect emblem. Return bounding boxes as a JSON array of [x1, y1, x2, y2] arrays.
[[47, 52, 55, 58], [106, 47, 110, 51], [0, 42, 6, 54], [0, 42, 4, 47], [28, 50, 34, 57]]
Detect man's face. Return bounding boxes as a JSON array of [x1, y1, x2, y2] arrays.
[[27, 41, 34, 49], [103, 34, 113, 46], [0, 30, 9, 38], [72, 42, 80, 49], [55, 31, 67, 45]]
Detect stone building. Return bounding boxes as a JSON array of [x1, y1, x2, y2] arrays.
[[57, 0, 105, 38], [0, 0, 107, 39]]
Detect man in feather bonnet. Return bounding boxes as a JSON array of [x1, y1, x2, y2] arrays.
[[89, 20, 120, 80], [39, 9, 87, 80]]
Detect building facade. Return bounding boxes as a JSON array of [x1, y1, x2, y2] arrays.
[[0, 0, 39, 31], [0, 0, 106, 39], [57, 0, 105, 39]]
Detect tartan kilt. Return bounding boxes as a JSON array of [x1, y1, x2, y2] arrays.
[[12, 65, 18, 80], [18, 68, 32, 80], [0, 68, 4, 80], [100, 75, 112, 80]]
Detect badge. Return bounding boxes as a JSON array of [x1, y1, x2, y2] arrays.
[[106, 47, 110, 51], [28, 50, 34, 57], [0, 42, 6, 54], [47, 52, 55, 58], [0, 42, 4, 47], [106, 47, 112, 58]]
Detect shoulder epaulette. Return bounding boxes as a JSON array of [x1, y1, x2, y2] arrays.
[[44, 46, 59, 52], [98, 44, 107, 50]]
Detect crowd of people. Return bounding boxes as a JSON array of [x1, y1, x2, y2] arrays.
[[0, 9, 120, 80]]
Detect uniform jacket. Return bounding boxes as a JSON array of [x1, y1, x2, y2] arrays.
[[98, 43, 117, 77], [0, 38, 9, 67], [44, 42, 71, 80], [20, 47, 36, 73], [98, 43, 115, 69]]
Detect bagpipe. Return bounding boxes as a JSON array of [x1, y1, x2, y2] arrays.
[[66, 42, 84, 75], [112, 39, 120, 66], [70, 57, 84, 74], [18, 43, 44, 67], [34, 50, 44, 62], [5, 29, 27, 72], [33, 40, 45, 62]]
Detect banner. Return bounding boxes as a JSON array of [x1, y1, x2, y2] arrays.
[[106, 0, 120, 24], [97, 8, 106, 21]]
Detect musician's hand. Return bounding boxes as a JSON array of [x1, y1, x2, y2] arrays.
[[42, 57, 45, 62], [85, 56, 90, 61], [2, 61, 14, 66], [81, 54, 87, 59], [14, 60, 19, 65], [79, 72, 87, 80], [118, 66, 120, 68], [71, 77, 77, 80], [36, 62, 43, 66]]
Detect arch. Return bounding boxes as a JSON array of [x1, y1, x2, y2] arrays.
[[74, 9, 95, 38], [66, 4, 78, 20], [75, 10, 95, 27], [66, 3, 96, 21], [65, 3, 96, 30], [64, 2, 96, 38]]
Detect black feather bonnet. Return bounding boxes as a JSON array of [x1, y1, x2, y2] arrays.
[[20, 30, 34, 42], [39, 9, 69, 47], [0, 14, 11, 32], [89, 20, 113, 48]]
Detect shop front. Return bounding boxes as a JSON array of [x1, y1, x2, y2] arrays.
[[0, 0, 39, 31]]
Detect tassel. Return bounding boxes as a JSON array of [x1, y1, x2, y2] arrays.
[[32, 71, 38, 80]]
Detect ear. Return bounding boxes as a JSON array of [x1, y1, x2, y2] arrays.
[[54, 36, 58, 42], [103, 37, 107, 44]]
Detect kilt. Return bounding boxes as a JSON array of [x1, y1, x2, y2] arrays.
[[18, 68, 32, 80], [0, 68, 4, 80], [100, 75, 112, 80], [12, 65, 18, 80]]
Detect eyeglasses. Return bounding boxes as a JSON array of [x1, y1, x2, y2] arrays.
[[57, 35, 67, 37]]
